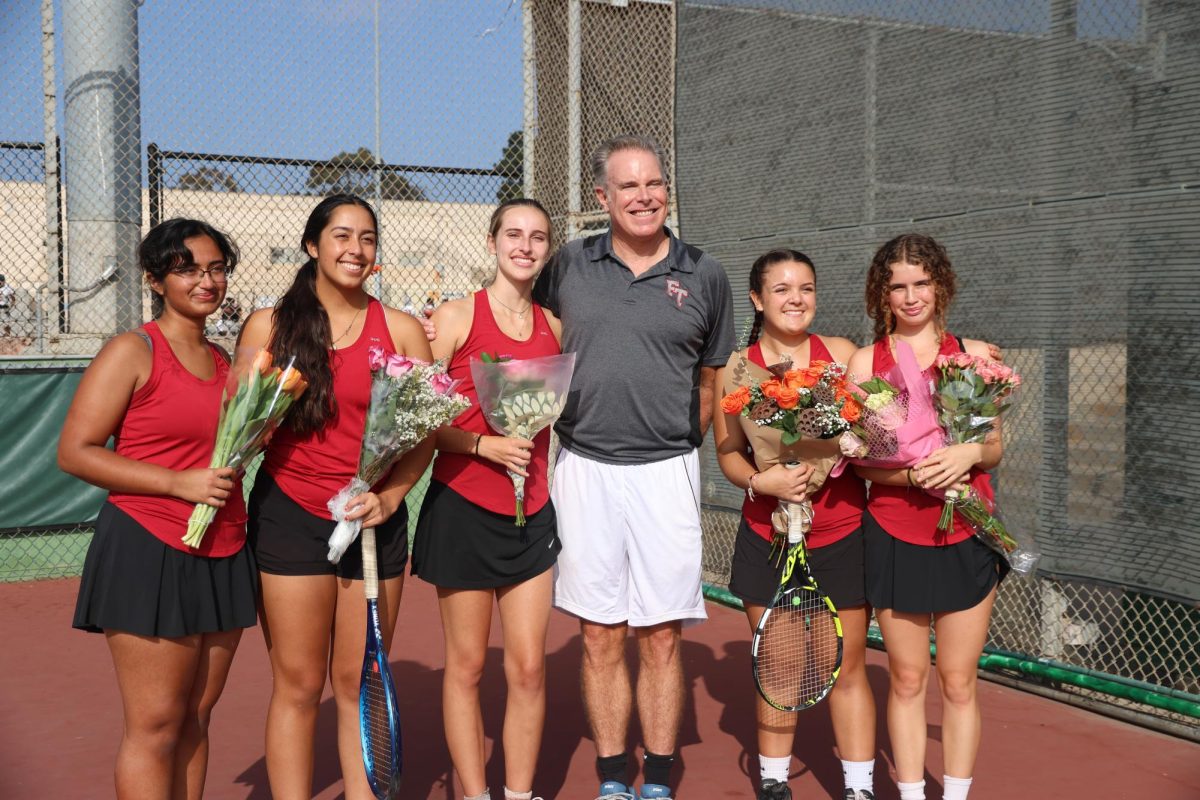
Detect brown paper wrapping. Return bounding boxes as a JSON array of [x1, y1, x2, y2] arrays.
[[722, 349, 840, 497]]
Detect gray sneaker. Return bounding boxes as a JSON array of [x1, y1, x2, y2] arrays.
[[759, 779, 792, 800], [842, 790, 876, 800], [596, 781, 636, 800]]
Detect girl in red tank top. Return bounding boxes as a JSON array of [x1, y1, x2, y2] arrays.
[[712, 249, 876, 800], [846, 234, 1007, 800], [237, 195, 436, 799], [413, 199, 562, 800], [61, 219, 255, 797]]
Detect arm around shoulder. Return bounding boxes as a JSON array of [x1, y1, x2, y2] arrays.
[[235, 307, 275, 355], [821, 335, 859, 365], [422, 298, 472, 361], [846, 344, 876, 384], [384, 305, 434, 362]]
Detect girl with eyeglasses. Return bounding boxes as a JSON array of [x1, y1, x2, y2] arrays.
[[61, 218, 256, 799]]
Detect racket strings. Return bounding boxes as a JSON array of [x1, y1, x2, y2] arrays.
[[756, 588, 840, 709], [363, 667, 395, 789]]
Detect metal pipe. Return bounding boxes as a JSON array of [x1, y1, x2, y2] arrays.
[[566, 0, 582, 238], [522, 0, 537, 199], [41, 0, 61, 353], [373, 0, 383, 298], [61, 0, 144, 335]]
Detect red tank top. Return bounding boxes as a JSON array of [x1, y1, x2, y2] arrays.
[[108, 321, 247, 557], [739, 337, 867, 549], [264, 300, 395, 518], [432, 290, 561, 515], [867, 333, 994, 546]]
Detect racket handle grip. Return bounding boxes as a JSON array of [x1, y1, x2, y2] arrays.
[[782, 461, 812, 544], [361, 526, 379, 600]]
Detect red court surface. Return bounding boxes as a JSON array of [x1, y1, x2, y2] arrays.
[[2, 576, 1197, 799]]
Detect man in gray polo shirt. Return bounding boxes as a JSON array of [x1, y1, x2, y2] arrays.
[[534, 134, 734, 800]]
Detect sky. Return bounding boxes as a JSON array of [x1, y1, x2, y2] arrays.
[[0, 0, 525, 173]]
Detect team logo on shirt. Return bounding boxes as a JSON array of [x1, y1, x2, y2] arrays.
[[665, 278, 690, 308]]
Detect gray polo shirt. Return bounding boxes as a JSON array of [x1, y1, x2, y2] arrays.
[[533, 228, 735, 465]]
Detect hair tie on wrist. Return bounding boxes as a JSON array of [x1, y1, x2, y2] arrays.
[[473, 433, 483, 456], [747, 471, 759, 501]]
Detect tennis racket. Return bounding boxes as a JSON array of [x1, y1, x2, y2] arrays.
[[359, 526, 402, 799], [751, 495, 844, 712]]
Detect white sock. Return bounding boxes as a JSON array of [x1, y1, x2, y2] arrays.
[[504, 789, 533, 800], [841, 758, 875, 792], [898, 779, 926, 800], [943, 775, 972, 800], [465, 791, 491, 800], [759, 754, 791, 784]]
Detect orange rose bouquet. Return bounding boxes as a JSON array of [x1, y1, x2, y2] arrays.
[[721, 360, 862, 446], [722, 359, 862, 549]]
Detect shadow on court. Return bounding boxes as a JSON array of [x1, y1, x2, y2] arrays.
[[1, 576, 1197, 799]]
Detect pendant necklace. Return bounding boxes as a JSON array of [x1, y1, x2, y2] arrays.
[[331, 306, 363, 348]]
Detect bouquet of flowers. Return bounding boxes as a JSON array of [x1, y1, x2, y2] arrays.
[[183, 349, 308, 549], [834, 341, 1038, 574], [326, 346, 471, 563], [470, 352, 576, 525], [838, 374, 907, 461], [721, 358, 862, 544], [930, 352, 1037, 572]]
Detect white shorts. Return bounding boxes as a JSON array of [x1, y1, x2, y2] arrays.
[[551, 447, 707, 627]]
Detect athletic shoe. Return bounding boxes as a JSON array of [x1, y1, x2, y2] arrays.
[[638, 784, 673, 799], [759, 779, 792, 800], [842, 790, 876, 800], [596, 781, 636, 800]]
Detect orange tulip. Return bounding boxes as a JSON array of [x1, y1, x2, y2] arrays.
[[280, 365, 306, 395], [251, 348, 273, 374]]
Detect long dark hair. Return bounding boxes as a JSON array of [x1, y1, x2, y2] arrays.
[[139, 218, 238, 318], [865, 233, 956, 342], [745, 248, 816, 346], [270, 194, 378, 435]]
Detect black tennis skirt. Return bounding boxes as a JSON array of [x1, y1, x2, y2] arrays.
[[863, 510, 1007, 614], [728, 517, 867, 610], [73, 502, 258, 638], [411, 480, 560, 590], [248, 470, 409, 580]]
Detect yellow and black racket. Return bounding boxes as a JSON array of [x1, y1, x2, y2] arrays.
[[751, 499, 843, 712]]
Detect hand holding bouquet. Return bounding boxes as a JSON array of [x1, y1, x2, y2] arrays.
[[930, 351, 1037, 572], [326, 347, 470, 563], [183, 349, 308, 549], [721, 358, 862, 544], [470, 352, 576, 525]]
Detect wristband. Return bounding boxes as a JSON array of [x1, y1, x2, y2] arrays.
[[473, 433, 483, 456], [747, 471, 760, 501], [907, 466, 916, 486]]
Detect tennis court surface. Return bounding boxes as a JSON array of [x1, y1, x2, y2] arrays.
[[2, 576, 1196, 799]]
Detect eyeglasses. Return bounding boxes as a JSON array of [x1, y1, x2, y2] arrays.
[[171, 265, 230, 283]]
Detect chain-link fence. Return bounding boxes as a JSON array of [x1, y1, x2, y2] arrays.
[[2, 0, 1197, 740], [680, 0, 1199, 739]]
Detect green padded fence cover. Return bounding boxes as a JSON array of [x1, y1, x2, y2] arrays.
[[0, 369, 106, 528]]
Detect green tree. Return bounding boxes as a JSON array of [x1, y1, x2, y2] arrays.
[[493, 130, 523, 202], [175, 166, 240, 192], [306, 147, 427, 201]]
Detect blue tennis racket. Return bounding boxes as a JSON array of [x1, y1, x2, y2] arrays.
[[359, 526, 402, 799]]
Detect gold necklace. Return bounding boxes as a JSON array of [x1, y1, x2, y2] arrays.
[[331, 306, 363, 348], [487, 288, 531, 319]]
